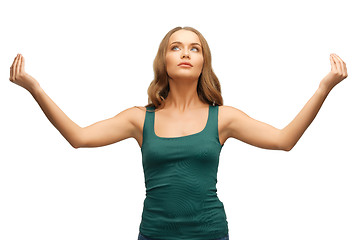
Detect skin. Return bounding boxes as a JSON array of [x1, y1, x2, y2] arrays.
[[164, 29, 205, 111], [153, 29, 211, 139], [9, 33, 348, 150]]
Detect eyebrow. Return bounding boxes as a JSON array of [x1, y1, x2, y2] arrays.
[[169, 41, 201, 47]]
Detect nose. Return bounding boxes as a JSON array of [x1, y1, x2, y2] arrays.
[[181, 47, 190, 59]]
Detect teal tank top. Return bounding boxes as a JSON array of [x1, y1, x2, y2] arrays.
[[139, 104, 229, 240]]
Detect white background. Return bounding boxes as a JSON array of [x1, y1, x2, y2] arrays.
[[1, 0, 355, 239]]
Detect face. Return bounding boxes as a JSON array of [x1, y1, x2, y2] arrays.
[[165, 30, 204, 82]]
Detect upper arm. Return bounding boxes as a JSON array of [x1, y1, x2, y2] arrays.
[[76, 106, 140, 148], [223, 105, 288, 151]]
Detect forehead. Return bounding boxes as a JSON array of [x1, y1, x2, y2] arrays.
[[169, 30, 201, 44]]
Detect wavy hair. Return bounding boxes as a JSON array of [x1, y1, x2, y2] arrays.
[[136, 26, 223, 112]]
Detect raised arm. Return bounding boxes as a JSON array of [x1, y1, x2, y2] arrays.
[[10, 54, 83, 148], [281, 54, 348, 150], [223, 53, 348, 151], [9, 54, 138, 149]]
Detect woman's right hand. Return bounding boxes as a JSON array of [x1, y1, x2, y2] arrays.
[[9, 54, 40, 93]]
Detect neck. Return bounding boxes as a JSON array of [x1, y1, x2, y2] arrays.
[[164, 77, 204, 112]]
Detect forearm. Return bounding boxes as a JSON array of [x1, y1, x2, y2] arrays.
[[30, 86, 82, 148], [281, 87, 330, 151]]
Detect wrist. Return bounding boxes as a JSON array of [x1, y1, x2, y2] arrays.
[[29, 84, 43, 97], [317, 85, 331, 97]]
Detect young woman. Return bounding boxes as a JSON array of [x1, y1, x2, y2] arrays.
[[9, 26, 348, 240]]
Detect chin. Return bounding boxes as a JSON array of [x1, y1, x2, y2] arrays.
[[168, 71, 200, 78], [170, 74, 200, 80]]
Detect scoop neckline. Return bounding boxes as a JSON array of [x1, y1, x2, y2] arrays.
[[153, 105, 211, 140]]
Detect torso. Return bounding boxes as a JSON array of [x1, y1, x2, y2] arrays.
[[131, 105, 230, 148]]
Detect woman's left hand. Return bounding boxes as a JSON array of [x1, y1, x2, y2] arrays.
[[319, 53, 348, 93]]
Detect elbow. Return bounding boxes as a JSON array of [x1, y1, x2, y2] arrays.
[[278, 130, 293, 151], [281, 141, 295, 151], [70, 132, 84, 149], [283, 145, 293, 152], [71, 128, 85, 149], [71, 141, 81, 149], [277, 142, 292, 151]]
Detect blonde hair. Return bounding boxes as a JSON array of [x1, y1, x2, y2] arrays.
[[136, 26, 223, 112]]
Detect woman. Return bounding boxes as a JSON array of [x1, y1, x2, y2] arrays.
[[9, 26, 348, 240]]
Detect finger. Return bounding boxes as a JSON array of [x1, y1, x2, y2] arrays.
[[10, 65, 13, 81], [10, 54, 17, 70], [335, 55, 344, 74], [10, 55, 14, 79], [333, 54, 344, 64], [11, 54, 17, 65], [12, 54, 20, 79], [329, 54, 336, 71], [11, 54, 19, 80], [334, 54, 347, 75], [333, 53, 343, 61], [332, 54, 341, 73], [330, 54, 336, 72], [20, 55, 24, 73], [15, 54, 21, 77]]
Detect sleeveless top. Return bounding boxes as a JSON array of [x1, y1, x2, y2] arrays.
[[139, 105, 229, 240]]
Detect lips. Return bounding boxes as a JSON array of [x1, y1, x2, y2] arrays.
[[178, 62, 193, 67]]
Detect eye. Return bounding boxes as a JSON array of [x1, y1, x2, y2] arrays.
[[171, 45, 200, 52]]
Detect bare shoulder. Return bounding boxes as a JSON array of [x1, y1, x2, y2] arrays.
[[114, 105, 145, 121], [217, 105, 239, 144], [219, 105, 242, 112], [122, 105, 146, 126], [218, 105, 245, 123], [121, 106, 146, 143], [219, 104, 253, 124], [218, 105, 248, 141]]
